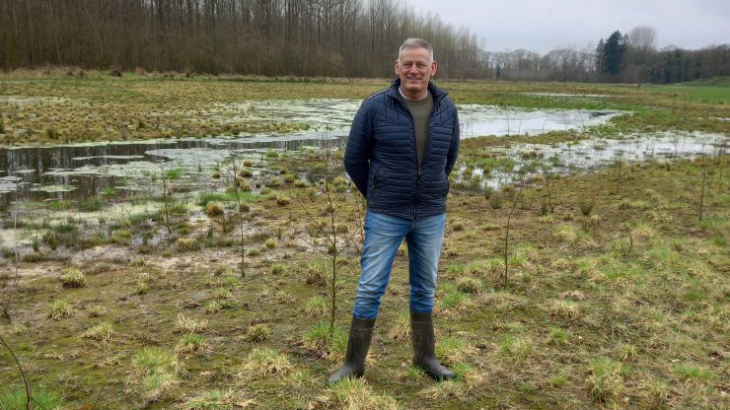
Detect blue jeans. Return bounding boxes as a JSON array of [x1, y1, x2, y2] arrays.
[[353, 211, 446, 319]]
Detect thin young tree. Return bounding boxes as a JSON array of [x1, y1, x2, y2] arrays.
[[156, 160, 173, 234], [226, 145, 247, 277], [294, 147, 342, 336], [502, 179, 525, 288], [698, 158, 709, 223]]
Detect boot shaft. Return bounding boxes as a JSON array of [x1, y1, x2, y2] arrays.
[[346, 317, 376, 363], [410, 311, 436, 358], [327, 316, 376, 385]]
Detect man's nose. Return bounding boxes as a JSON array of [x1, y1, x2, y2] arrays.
[[408, 65, 419, 74]]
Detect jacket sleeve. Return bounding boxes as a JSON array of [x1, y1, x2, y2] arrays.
[[344, 99, 373, 197], [445, 105, 460, 177]]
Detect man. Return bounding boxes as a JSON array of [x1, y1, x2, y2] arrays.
[[328, 38, 460, 384]]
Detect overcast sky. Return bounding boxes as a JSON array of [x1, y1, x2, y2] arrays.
[[408, 0, 730, 54]]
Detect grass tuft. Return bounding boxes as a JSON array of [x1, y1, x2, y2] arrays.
[[176, 314, 208, 333], [177, 236, 201, 251], [499, 335, 534, 361], [240, 348, 293, 377], [206, 202, 225, 217], [585, 358, 624, 404], [244, 324, 272, 342], [60, 267, 86, 288], [48, 300, 74, 320], [80, 322, 114, 343], [455, 277, 482, 294], [176, 333, 207, 354], [547, 299, 582, 321], [329, 378, 400, 410], [129, 347, 179, 404], [554, 224, 578, 246], [548, 327, 570, 345], [304, 296, 328, 318]]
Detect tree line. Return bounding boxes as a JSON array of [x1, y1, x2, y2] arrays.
[[483, 26, 729, 83], [0, 2, 727, 83], [0, 0, 484, 78]]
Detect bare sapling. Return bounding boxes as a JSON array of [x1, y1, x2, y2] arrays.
[[156, 160, 173, 234], [502, 179, 525, 288], [698, 158, 709, 223], [543, 171, 554, 215], [227, 146, 247, 277], [294, 148, 341, 336], [622, 224, 634, 256], [324, 166, 339, 336]]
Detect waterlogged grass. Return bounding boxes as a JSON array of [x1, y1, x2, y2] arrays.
[[1, 70, 728, 146]]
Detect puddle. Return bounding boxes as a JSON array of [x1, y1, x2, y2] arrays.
[[457, 105, 620, 137], [521, 92, 608, 98], [456, 131, 729, 189], [214, 99, 360, 131]]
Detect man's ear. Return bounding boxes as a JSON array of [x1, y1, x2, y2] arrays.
[[431, 60, 438, 76], [395, 60, 400, 75]]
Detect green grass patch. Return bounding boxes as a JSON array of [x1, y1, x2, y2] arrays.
[[198, 191, 259, 206], [0, 386, 65, 410]]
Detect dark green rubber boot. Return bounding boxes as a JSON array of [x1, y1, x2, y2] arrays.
[[410, 311, 456, 381], [327, 317, 376, 385]]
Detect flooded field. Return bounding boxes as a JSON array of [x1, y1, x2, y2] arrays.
[[0, 100, 626, 204], [0, 75, 727, 410], [0, 99, 724, 211]]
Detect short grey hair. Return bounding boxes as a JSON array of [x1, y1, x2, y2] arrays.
[[398, 38, 434, 62]]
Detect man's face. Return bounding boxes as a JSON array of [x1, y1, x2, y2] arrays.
[[395, 47, 437, 97]]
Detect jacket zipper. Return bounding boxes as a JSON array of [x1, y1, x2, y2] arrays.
[[392, 85, 445, 219], [401, 99, 439, 220]]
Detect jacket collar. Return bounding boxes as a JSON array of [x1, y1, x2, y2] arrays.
[[388, 77, 448, 103]]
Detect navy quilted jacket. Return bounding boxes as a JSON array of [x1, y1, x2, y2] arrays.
[[343, 78, 460, 220]]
